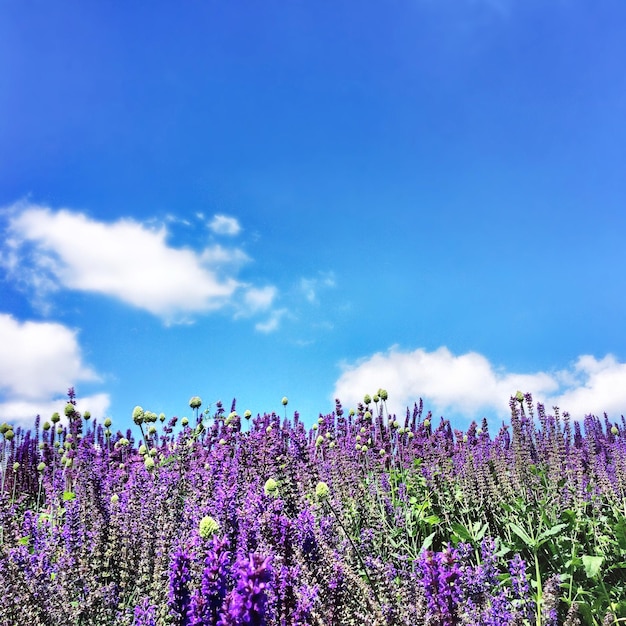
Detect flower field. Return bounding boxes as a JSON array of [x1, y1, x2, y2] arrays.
[[1, 390, 626, 626]]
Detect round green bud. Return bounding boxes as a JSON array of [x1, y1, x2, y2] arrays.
[[148, 426, 157, 435], [149, 447, 158, 457], [373, 395, 380, 403], [423, 419, 431, 428], [265, 425, 273, 433], [361, 445, 368, 452], [42, 421, 51, 431], [379, 449, 386, 456], [181, 417, 189, 426], [392, 420, 399, 428], [119, 463, 125, 470], [159, 413, 166, 422], [244, 410, 252, 420], [325, 432, 332, 439], [13, 462, 20, 471], [144, 456, 155, 471], [4, 430, 14, 441], [315, 481, 330, 501], [119, 438, 129, 446], [477, 428, 483, 435], [364, 395, 371, 405], [83, 411, 91, 420], [312, 423, 318, 430], [64, 403, 75, 417], [39, 442, 45, 450], [37, 462, 46, 472], [364, 411, 372, 420], [51, 412, 60, 424], [189, 396, 202, 409], [380, 389, 388, 401], [264, 477, 279, 497], [54, 441, 60, 448], [199, 515, 220, 538], [104, 417, 112, 428], [219, 438, 227, 445], [360, 427, 366, 433], [64, 456, 73, 468], [329, 441, 336, 449], [104, 429, 111, 438], [57, 425, 63, 434], [138, 444, 147, 455], [408, 431, 415, 439], [0, 423, 9, 434], [315, 435, 324, 447], [111, 494, 119, 504], [349, 409, 355, 416], [463, 435, 468, 443], [132, 406, 144, 425], [611, 426, 619, 435], [281, 397, 288, 406], [515, 391, 524, 402]]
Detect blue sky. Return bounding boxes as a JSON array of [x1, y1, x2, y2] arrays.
[[2, 0, 626, 431]]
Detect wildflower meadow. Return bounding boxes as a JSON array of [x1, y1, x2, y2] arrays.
[[1, 389, 625, 626]]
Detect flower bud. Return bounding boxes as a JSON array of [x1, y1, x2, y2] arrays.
[[264, 477, 279, 497], [104, 418, 112, 428], [315, 481, 329, 501], [199, 515, 220, 538]]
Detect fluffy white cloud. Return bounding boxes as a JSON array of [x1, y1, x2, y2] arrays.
[[1, 203, 260, 322], [208, 214, 242, 236], [0, 314, 109, 426], [333, 346, 626, 423], [243, 286, 277, 313]]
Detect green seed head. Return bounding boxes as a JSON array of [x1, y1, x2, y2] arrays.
[[159, 413, 166, 422], [144, 456, 155, 471], [51, 412, 60, 424], [148, 426, 157, 435], [64, 403, 75, 417], [132, 406, 144, 425], [423, 419, 431, 428], [0, 423, 10, 434], [13, 462, 20, 471], [104, 417, 112, 428], [37, 462, 46, 472], [4, 429, 14, 441], [373, 394, 380, 403], [364, 411, 372, 420], [111, 494, 119, 504], [315, 435, 324, 447], [83, 411, 91, 420], [315, 481, 330, 501], [264, 477, 279, 497], [281, 397, 288, 406], [42, 421, 51, 431], [181, 417, 189, 426], [515, 391, 524, 403], [379, 389, 388, 401], [189, 396, 202, 410], [611, 426, 619, 435], [199, 515, 220, 538], [244, 410, 252, 420], [364, 395, 371, 405], [149, 447, 158, 457], [219, 438, 227, 445], [138, 444, 147, 456]]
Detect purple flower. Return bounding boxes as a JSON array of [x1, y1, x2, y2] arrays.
[[188, 536, 231, 626], [221, 553, 273, 626], [169, 549, 192, 626]]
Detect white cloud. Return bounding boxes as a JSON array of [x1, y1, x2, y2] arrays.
[[299, 272, 336, 304], [208, 214, 242, 236], [255, 309, 289, 334], [1, 203, 254, 322], [333, 346, 626, 423], [243, 286, 277, 313], [0, 314, 109, 426]]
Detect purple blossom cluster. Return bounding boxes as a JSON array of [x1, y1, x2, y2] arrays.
[[0, 390, 625, 624]]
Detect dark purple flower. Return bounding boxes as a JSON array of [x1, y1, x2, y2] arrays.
[[169, 548, 192, 626]]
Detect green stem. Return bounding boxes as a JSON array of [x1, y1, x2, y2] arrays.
[[534, 550, 543, 626]]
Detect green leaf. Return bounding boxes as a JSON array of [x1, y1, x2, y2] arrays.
[[62, 491, 76, 501], [581, 554, 604, 578], [419, 532, 436, 554], [17, 536, 30, 546], [537, 523, 568, 544], [507, 522, 536, 548], [451, 522, 472, 542], [425, 515, 441, 526]]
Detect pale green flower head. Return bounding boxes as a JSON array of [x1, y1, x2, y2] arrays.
[[315, 481, 330, 501], [181, 417, 189, 426], [189, 396, 202, 410], [138, 444, 147, 456], [264, 477, 279, 497], [315, 435, 324, 447], [144, 456, 155, 471], [132, 406, 144, 425], [199, 515, 220, 538], [244, 410, 252, 420], [110, 494, 119, 504], [281, 397, 288, 406], [104, 417, 112, 428]]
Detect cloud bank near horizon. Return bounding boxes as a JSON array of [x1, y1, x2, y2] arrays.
[[333, 346, 626, 423], [0, 313, 110, 426]]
